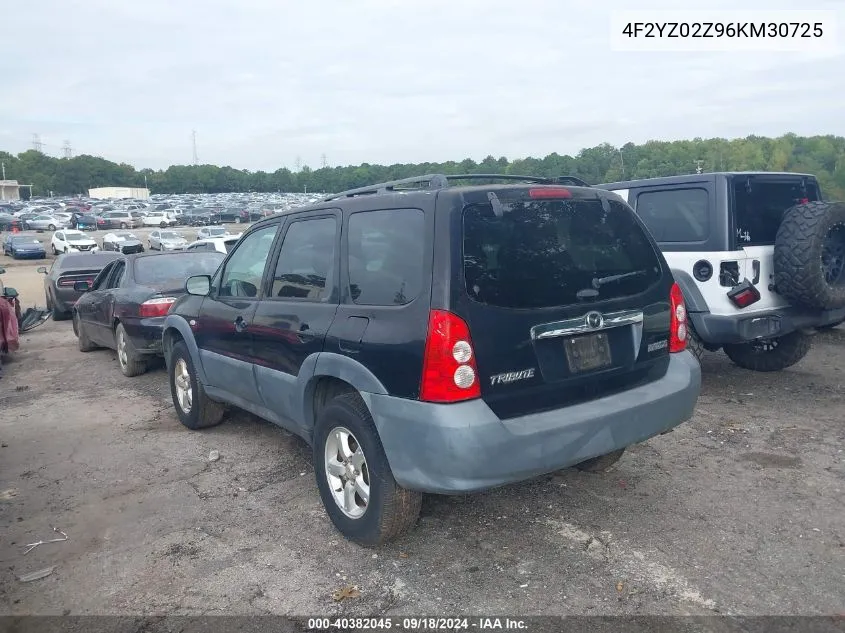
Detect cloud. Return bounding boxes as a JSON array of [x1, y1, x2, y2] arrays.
[[3, 0, 843, 171]]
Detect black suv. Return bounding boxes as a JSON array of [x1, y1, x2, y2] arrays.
[[162, 174, 702, 545]]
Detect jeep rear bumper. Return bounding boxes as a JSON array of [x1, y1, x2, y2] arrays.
[[691, 306, 845, 346], [362, 350, 701, 494]]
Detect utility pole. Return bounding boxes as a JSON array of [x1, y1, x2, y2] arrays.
[[1, 161, 5, 180], [32, 133, 43, 153], [62, 140, 73, 158], [695, 160, 704, 174], [192, 130, 198, 165], [618, 148, 625, 178]]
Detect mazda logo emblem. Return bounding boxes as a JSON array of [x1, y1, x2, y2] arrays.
[[585, 311, 604, 329]]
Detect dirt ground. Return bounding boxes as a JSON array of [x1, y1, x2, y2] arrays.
[[0, 294, 843, 617]]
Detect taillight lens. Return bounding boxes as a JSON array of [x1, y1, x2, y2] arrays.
[[139, 296, 177, 318], [528, 187, 572, 199], [669, 282, 688, 353], [420, 310, 481, 403]]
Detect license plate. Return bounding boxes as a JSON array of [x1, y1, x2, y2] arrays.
[[564, 333, 612, 373]]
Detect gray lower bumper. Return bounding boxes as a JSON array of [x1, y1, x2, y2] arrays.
[[691, 306, 845, 346], [363, 351, 701, 494]]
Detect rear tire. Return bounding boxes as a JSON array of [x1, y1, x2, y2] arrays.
[[169, 341, 224, 429], [115, 323, 147, 377], [314, 392, 422, 546], [575, 449, 626, 473], [73, 312, 96, 352], [723, 331, 811, 372], [51, 304, 70, 321], [687, 325, 707, 363], [160, 221, 167, 228]]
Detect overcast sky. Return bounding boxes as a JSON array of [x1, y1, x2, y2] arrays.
[[2, 0, 842, 171]]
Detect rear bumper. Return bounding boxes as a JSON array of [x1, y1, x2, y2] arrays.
[[363, 350, 701, 494], [691, 306, 845, 346], [121, 317, 166, 355], [13, 251, 46, 259]]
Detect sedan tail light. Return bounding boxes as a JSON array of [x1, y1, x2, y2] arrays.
[[139, 296, 177, 317]]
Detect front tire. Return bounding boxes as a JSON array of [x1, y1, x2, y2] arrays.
[[115, 322, 147, 377], [169, 341, 224, 429], [160, 221, 167, 228], [48, 224, 56, 230], [723, 331, 811, 372], [120, 222, 128, 229], [314, 392, 422, 546]]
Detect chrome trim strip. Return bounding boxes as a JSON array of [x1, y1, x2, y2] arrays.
[[530, 309, 644, 340]]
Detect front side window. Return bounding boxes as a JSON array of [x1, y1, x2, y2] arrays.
[[217, 225, 278, 298], [463, 198, 663, 309], [271, 217, 337, 301], [347, 208, 425, 306]]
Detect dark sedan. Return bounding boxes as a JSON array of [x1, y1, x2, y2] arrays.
[[74, 214, 103, 230], [3, 235, 47, 259], [181, 209, 221, 226], [0, 213, 22, 232], [38, 251, 121, 320], [102, 231, 144, 254], [72, 250, 225, 376]]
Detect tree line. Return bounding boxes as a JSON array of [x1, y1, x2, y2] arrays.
[[2, 133, 844, 200]]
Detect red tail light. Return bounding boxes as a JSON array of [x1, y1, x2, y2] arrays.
[[139, 296, 177, 318], [529, 187, 572, 199], [420, 310, 481, 403], [669, 283, 688, 353]]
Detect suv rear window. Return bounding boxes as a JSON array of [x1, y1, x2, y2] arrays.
[[732, 178, 820, 245], [463, 198, 663, 309]]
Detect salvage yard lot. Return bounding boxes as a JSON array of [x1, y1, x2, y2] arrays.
[[1, 321, 844, 616]]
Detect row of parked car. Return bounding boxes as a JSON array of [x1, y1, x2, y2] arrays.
[[2, 227, 240, 260], [35, 170, 845, 548]]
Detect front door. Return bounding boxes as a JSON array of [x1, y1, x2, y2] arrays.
[[250, 212, 341, 432], [194, 223, 281, 406]]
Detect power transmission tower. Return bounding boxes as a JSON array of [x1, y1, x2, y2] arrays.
[[320, 154, 328, 169], [62, 140, 73, 158], [192, 130, 198, 165], [295, 156, 302, 172], [32, 133, 43, 153], [695, 160, 704, 174]]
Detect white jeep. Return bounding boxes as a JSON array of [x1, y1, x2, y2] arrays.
[[598, 172, 845, 372]]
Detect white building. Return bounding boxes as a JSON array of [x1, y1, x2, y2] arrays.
[[0, 180, 31, 201], [88, 186, 150, 200]]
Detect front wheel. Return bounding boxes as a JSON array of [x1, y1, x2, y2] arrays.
[[723, 331, 811, 372], [120, 222, 127, 229], [73, 311, 96, 352], [235, 217, 242, 224], [314, 392, 422, 546], [169, 340, 224, 429], [48, 224, 56, 230], [52, 245, 58, 255], [160, 221, 167, 228]]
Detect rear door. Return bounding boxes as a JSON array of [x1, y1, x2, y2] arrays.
[[250, 211, 341, 432], [194, 222, 281, 405], [730, 174, 821, 311], [90, 259, 126, 345], [452, 187, 672, 419]]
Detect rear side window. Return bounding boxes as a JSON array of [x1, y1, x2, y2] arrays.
[[271, 217, 337, 301], [347, 208, 425, 306], [635, 188, 709, 242], [732, 178, 820, 245], [463, 198, 663, 309]]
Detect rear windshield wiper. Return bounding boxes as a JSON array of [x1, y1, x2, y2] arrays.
[[592, 270, 646, 289]]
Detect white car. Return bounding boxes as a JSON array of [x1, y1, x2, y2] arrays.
[[196, 226, 232, 240], [185, 235, 241, 254], [51, 229, 99, 255], [149, 229, 188, 251], [142, 210, 178, 227]]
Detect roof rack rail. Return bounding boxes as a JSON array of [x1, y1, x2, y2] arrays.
[[323, 173, 590, 201]]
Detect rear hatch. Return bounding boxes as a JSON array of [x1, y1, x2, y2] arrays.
[[730, 174, 821, 311], [453, 186, 675, 419]]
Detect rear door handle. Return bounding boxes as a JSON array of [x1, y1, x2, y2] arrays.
[[234, 316, 249, 332]]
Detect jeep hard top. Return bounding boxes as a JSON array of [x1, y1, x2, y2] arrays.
[[598, 172, 845, 371], [162, 174, 701, 545]]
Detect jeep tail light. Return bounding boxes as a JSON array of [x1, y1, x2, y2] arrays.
[[420, 310, 481, 403], [727, 280, 761, 309], [669, 282, 688, 353], [139, 296, 177, 318], [529, 187, 572, 199]]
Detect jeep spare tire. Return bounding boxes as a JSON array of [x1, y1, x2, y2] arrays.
[[774, 200, 845, 310]]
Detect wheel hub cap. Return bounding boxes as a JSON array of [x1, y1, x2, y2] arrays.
[[174, 358, 192, 413], [324, 426, 370, 519]]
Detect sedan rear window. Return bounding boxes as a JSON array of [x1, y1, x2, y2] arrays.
[[134, 253, 224, 284], [463, 198, 663, 309]]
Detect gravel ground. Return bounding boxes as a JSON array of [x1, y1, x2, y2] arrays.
[[0, 305, 843, 618]]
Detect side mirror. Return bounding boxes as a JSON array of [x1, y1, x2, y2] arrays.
[[0, 267, 5, 274], [73, 280, 91, 292], [36, 266, 47, 274], [186, 274, 211, 296], [2, 287, 18, 298]]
